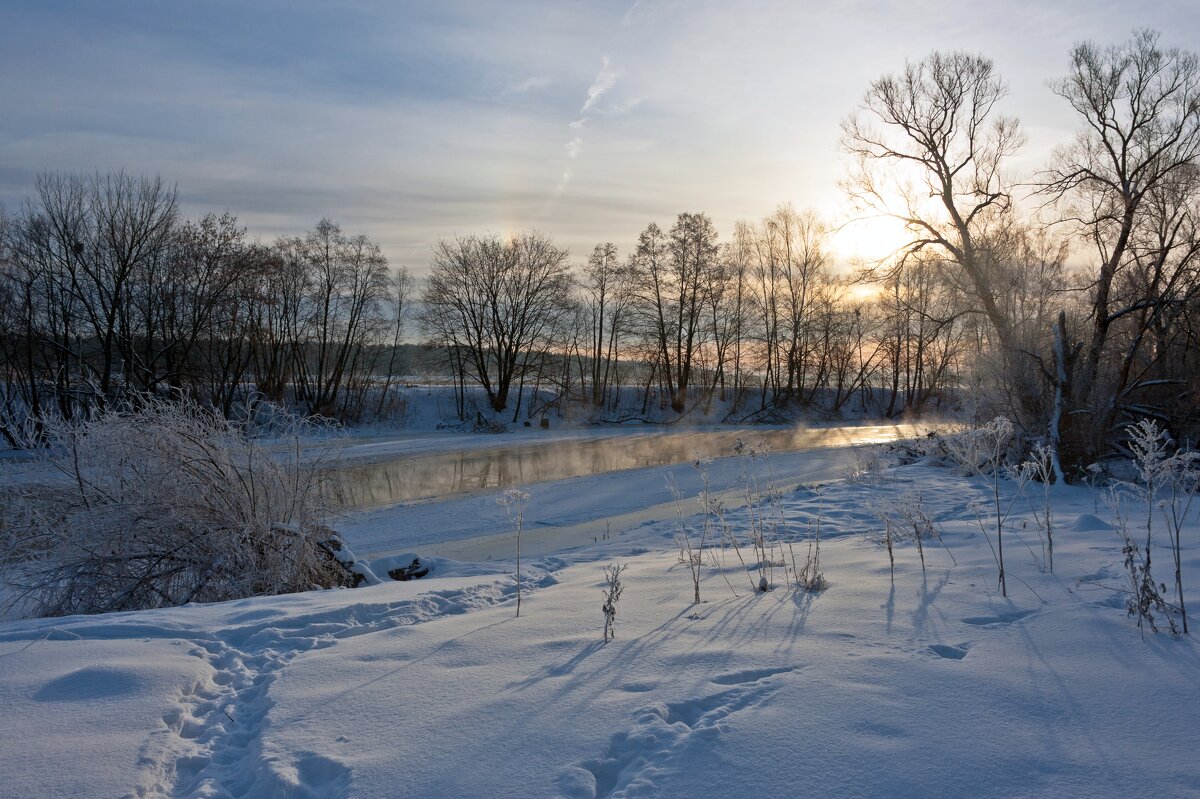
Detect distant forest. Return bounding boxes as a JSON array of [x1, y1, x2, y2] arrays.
[[2, 29, 1198, 469]]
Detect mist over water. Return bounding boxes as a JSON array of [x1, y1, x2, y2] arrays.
[[335, 423, 925, 510]]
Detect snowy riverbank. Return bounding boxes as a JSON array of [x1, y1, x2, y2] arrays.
[[0, 442, 1197, 798]]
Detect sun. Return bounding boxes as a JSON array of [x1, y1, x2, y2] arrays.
[[831, 214, 913, 265]]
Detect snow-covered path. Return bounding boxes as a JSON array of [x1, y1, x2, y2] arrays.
[[0, 565, 564, 798]]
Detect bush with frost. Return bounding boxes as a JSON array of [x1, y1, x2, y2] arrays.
[[1108, 420, 1196, 635], [734, 439, 784, 591], [947, 417, 1018, 596], [789, 490, 826, 593], [0, 397, 357, 618], [667, 472, 707, 605], [845, 444, 891, 485], [937, 417, 1017, 477], [1013, 443, 1058, 573], [869, 491, 955, 579]]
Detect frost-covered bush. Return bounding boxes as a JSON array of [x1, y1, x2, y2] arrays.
[[1107, 420, 1197, 635], [870, 492, 954, 578], [0, 397, 357, 618], [790, 515, 827, 593], [1014, 443, 1058, 573], [935, 417, 1020, 596], [937, 417, 1017, 476], [667, 472, 707, 605], [845, 444, 892, 485], [734, 440, 784, 592]]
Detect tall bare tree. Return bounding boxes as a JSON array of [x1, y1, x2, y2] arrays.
[[420, 232, 573, 413], [1041, 29, 1200, 455], [842, 51, 1025, 355], [581, 243, 631, 407], [630, 213, 721, 413]]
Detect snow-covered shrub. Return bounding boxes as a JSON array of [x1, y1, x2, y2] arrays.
[[695, 458, 754, 597], [1107, 486, 1177, 636], [1014, 443, 1058, 573], [793, 538, 826, 592], [734, 439, 783, 591], [936, 417, 1020, 596], [0, 397, 355, 618], [1107, 420, 1196, 635], [878, 514, 897, 581], [790, 494, 826, 593], [845, 444, 891, 485], [777, 479, 825, 590], [871, 492, 954, 577], [601, 563, 627, 641], [939, 416, 1016, 477], [667, 473, 707, 605]]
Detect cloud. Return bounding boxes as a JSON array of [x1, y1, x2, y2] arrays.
[[541, 166, 574, 216], [505, 76, 552, 94], [547, 53, 639, 208], [622, 0, 643, 28], [580, 55, 620, 114]]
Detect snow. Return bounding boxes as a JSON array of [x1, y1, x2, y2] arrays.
[[1, 433, 1198, 798]]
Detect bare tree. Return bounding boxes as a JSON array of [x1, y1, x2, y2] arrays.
[[581, 243, 631, 408], [842, 52, 1025, 356], [126, 212, 250, 396], [1, 172, 177, 421], [630, 214, 721, 413], [1041, 30, 1200, 456], [276, 220, 391, 417], [376, 265, 414, 418], [420, 232, 573, 413]]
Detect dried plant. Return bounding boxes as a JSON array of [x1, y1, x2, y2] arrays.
[[497, 487, 531, 617], [601, 563, 628, 641]]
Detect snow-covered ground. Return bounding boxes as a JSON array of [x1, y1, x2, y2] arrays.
[[1, 434, 1198, 798]]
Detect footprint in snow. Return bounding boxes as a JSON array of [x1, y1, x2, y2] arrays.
[[559, 669, 793, 798], [291, 752, 352, 797], [617, 681, 657, 693], [960, 608, 1037, 627], [928, 642, 973, 660], [1090, 594, 1126, 609], [709, 665, 799, 685], [133, 571, 563, 799]]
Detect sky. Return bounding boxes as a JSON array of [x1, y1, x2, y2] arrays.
[[2, 0, 1199, 273]]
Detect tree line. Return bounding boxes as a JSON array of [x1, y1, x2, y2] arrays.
[[2, 28, 1197, 470], [0, 178, 962, 444], [0, 172, 411, 445], [418, 207, 905, 424]]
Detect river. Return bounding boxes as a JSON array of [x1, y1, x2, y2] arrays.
[[334, 423, 925, 511]]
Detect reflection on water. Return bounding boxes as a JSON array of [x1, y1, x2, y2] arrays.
[[335, 424, 921, 510]]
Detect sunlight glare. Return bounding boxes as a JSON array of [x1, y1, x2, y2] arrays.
[[831, 215, 912, 265]]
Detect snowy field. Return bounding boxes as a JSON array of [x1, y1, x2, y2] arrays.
[[1, 430, 1198, 798]]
